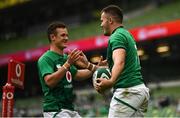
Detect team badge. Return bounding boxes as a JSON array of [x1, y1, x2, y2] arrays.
[[56, 64, 61, 69]]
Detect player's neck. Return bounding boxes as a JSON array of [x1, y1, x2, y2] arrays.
[[111, 23, 123, 34], [50, 45, 64, 55]]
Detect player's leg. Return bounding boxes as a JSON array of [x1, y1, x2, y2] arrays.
[[133, 86, 150, 117], [108, 96, 137, 117], [108, 88, 140, 117], [43, 112, 57, 117], [43, 109, 81, 118], [108, 84, 149, 117], [127, 84, 150, 117], [133, 98, 149, 117], [55, 109, 81, 118]]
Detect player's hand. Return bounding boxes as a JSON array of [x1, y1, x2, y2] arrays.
[[67, 49, 81, 65], [74, 51, 89, 68], [98, 56, 108, 67], [94, 78, 112, 94]]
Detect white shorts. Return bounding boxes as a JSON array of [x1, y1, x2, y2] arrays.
[[43, 109, 81, 118], [108, 84, 150, 117]]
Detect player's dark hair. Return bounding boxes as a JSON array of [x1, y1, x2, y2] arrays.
[[47, 21, 66, 43], [101, 5, 123, 23]]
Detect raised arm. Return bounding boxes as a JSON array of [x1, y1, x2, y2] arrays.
[[44, 49, 81, 88]]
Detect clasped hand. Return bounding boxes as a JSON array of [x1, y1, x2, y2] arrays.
[[67, 49, 89, 68]]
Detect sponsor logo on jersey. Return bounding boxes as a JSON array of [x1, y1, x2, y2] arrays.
[[66, 71, 72, 83], [64, 84, 73, 88], [56, 64, 72, 83]]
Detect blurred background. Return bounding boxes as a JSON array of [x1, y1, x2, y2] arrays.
[[0, 0, 180, 117]]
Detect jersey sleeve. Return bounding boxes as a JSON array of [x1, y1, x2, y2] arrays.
[[38, 56, 54, 79], [71, 65, 78, 78], [110, 33, 127, 51]]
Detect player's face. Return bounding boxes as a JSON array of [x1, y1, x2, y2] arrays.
[[53, 28, 69, 50], [100, 12, 111, 36]]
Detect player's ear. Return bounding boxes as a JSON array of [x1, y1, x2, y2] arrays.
[[50, 34, 55, 42], [109, 17, 113, 24]]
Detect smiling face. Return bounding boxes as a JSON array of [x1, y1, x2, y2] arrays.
[[51, 27, 69, 50], [100, 12, 111, 36]]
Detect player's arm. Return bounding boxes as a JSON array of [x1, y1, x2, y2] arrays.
[[110, 48, 125, 85], [95, 48, 125, 92], [74, 55, 108, 81], [98, 56, 108, 68], [74, 69, 93, 81], [44, 61, 70, 88], [73, 50, 110, 81], [75, 51, 106, 69], [44, 49, 81, 88], [74, 60, 100, 81]]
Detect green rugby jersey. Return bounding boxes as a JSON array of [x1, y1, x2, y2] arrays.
[[37, 50, 77, 112], [107, 27, 144, 89]]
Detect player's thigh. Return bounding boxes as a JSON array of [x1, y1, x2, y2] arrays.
[[56, 109, 81, 118], [108, 96, 136, 117], [44, 110, 81, 118], [124, 86, 149, 109], [43, 112, 57, 117], [109, 88, 149, 117], [132, 98, 149, 117], [138, 91, 149, 115]]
